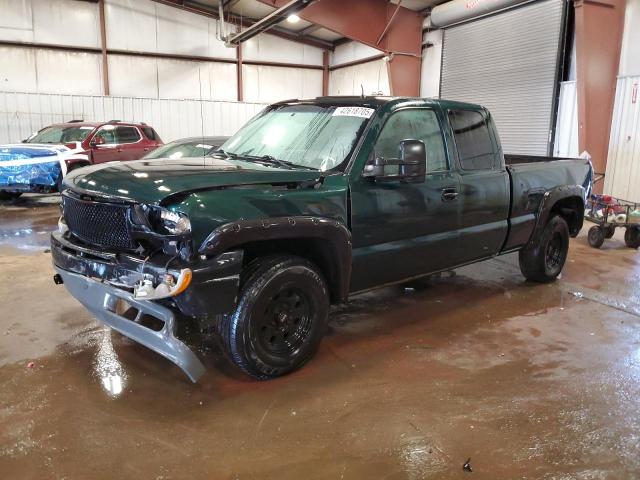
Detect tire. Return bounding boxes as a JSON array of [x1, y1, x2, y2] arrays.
[[0, 191, 22, 201], [216, 255, 330, 380], [519, 215, 570, 283], [624, 227, 640, 249], [605, 225, 616, 239], [588, 226, 605, 249]]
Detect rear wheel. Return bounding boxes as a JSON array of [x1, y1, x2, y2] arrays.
[[216, 255, 329, 380], [624, 227, 640, 249], [588, 226, 605, 249], [519, 215, 570, 283], [0, 191, 22, 201]]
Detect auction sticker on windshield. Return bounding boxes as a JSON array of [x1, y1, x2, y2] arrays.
[[332, 107, 375, 118]]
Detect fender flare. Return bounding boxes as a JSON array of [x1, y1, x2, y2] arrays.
[[527, 185, 586, 246], [199, 216, 352, 301]]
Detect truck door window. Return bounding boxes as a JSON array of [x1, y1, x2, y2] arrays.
[[373, 109, 447, 172], [115, 126, 141, 144], [448, 110, 494, 170]]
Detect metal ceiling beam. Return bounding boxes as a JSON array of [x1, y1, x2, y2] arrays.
[[256, 0, 424, 96], [226, 0, 315, 46], [149, 0, 333, 50]]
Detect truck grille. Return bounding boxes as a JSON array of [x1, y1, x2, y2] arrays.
[[62, 194, 134, 250]]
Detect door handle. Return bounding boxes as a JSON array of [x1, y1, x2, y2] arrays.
[[143, 147, 150, 151], [441, 188, 459, 201], [117, 148, 123, 152]]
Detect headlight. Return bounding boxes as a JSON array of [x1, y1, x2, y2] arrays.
[[159, 209, 191, 235], [147, 207, 191, 235]]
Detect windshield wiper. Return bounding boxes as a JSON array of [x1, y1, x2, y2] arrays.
[[241, 154, 319, 171], [209, 148, 237, 159]]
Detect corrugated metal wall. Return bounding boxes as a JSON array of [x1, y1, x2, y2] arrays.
[[553, 81, 579, 157], [0, 91, 266, 144], [605, 76, 640, 202], [440, 0, 564, 155], [329, 60, 390, 96], [0, 0, 324, 103]]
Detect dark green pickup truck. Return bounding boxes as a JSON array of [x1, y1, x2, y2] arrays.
[[52, 96, 592, 382]]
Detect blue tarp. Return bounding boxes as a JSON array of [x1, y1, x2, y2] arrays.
[[0, 145, 63, 189]]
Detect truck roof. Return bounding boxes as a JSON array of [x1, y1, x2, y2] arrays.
[[274, 96, 486, 111], [45, 120, 150, 129]]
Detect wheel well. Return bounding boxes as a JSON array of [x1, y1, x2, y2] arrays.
[[239, 238, 347, 303], [550, 196, 584, 237]]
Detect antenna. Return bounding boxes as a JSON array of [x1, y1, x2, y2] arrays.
[[360, 84, 364, 98]]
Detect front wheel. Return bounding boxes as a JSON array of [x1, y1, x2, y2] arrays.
[[625, 227, 640, 249], [588, 226, 605, 249], [216, 255, 329, 380], [519, 215, 570, 283]]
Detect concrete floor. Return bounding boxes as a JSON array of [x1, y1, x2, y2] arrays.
[[1, 194, 640, 479]]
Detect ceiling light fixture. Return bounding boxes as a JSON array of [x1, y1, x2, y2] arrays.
[[287, 14, 300, 23]]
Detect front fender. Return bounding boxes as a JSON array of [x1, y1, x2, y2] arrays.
[[199, 216, 353, 301]]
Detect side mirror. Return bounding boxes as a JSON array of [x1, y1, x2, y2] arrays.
[[363, 139, 427, 183], [91, 135, 106, 147]]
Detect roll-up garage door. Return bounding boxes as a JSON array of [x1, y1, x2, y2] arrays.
[[440, 0, 565, 155]]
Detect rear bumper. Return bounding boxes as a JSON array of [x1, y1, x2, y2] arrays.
[[54, 266, 206, 382], [51, 231, 244, 381]]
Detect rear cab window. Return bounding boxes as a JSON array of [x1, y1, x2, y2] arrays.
[[448, 109, 495, 170]]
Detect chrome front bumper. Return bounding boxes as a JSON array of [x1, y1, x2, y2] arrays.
[[54, 266, 206, 382]]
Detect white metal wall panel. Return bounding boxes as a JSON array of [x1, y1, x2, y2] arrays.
[[243, 34, 323, 66], [32, 0, 100, 48], [0, 91, 266, 144], [105, 0, 236, 60], [553, 81, 578, 157], [157, 59, 237, 101], [0, 0, 34, 42], [330, 41, 383, 66], [0, 46, 38, 93], [0, 46, 102, 95], [35, 50, 103, 95], [242, 65, 323, 103], [441, 0, 564, 155], [604, 76, 640, 202], [619, 0, 640, 77], [108, 55, 159, 98], [328, 60, 391, 96], [105, 0, 158, 52]]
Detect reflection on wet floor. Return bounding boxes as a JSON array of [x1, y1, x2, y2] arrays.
[[0, 202, 639, 479], [0, 194, 59, 253]]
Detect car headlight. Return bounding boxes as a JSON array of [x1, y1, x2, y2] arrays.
[[147, 207, 191, 235]]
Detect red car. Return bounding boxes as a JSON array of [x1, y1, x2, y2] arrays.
[[0, 120, 163, 199], [27, 120, 163, 167]]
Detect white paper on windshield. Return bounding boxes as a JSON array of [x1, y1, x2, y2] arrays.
[[332, 107, 375, 118]]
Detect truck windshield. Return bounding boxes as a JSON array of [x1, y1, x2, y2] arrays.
[[219, 104, 374, 171], [27, 126, 95, 144]]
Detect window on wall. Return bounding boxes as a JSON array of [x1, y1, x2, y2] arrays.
[[374, 109, 448, 172], [448, 109, 495, 170]]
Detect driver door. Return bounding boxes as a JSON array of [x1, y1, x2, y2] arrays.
[[90, 126, 120, 163], [349, 107, 462, 292]]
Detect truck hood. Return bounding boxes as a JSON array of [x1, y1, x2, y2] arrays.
[[64, 157, 323, 205]]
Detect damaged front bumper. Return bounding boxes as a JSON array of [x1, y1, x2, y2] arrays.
[[51, 231, 243, 382]]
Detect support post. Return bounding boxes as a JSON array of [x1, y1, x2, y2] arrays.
[[322, 50, 329, 96], [98, 0, 110, 96], [574, 0, 625, 191], [237, 43, 244, 102]]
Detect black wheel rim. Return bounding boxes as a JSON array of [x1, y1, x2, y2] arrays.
[[256, 288, 313, 358], [545, 232, 564, 269]]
